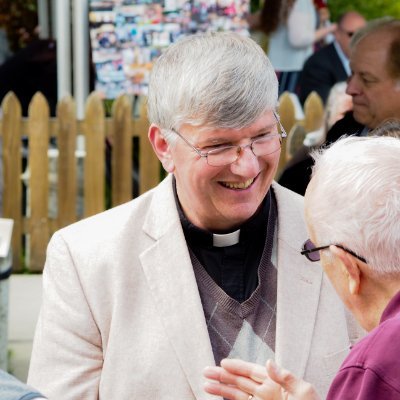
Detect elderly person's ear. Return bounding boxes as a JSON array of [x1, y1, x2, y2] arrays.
[[148, 124, 175, 173], [330, 245, 361, 295]]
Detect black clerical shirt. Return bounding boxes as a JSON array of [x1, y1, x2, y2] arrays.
[[174, 181, 271, 303]]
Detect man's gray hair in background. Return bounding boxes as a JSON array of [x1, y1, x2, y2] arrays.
[[307, 136, 400, 276], [147, 31, 278, 138]]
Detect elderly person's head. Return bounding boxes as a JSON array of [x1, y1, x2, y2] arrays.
[[346, 18, 400, 129], [147, 32, 284, 231], [304, 135, 400, 331]]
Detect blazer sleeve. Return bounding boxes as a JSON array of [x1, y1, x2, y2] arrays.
[[27, 232, 103, 400]]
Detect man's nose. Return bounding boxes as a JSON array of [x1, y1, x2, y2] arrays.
[[229, 145, 259, 176], [346, 75, 361, 96]]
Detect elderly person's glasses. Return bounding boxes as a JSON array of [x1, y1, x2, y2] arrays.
[[170, 112, 287, 167], [301, 239, 367, 263]]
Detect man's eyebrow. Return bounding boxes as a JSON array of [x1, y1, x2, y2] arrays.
[[199, 124, 278, 145]]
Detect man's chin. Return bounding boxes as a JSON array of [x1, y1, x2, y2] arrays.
[[353, 108, 371, 126]]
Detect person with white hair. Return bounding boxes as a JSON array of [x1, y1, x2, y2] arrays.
[[28, 32, 359, 399], [204, 135, 400, 399]]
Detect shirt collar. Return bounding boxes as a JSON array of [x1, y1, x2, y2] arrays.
[[173, 177, 271, 248], [333, 40, 351, 76]]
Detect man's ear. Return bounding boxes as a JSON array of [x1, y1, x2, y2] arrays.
[[148, 124, 175, 173], [330, 245, 361, 295]]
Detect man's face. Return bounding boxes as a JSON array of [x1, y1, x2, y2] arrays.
[[167, 110, 281, 231], [347, 33, 400, 129], [335, 14, 366, 58]]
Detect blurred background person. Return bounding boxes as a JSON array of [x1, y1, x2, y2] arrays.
[[278, 17, 400, 196], [313, 0, 335, 50], [249, 0, 337, 95], [298, 11, 366, 105]]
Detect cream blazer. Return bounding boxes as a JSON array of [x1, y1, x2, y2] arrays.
[[28, 176, 362, 399]]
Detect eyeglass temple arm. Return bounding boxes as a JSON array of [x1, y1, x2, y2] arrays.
[[300, 245, 330, 255], [273, 111, 287, 138]]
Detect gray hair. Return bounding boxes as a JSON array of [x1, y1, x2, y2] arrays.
[[147, 32, 278, 139], [307, 136, 400, 276]]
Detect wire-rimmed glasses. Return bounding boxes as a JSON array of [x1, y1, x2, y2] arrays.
[[170, 111, 287, 167]]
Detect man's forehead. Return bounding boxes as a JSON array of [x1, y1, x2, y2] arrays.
[[351, 37, 390, 70], [185, 110, 277, 137]]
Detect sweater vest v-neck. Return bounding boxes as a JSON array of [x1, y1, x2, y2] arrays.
[[191, 196, 277, 365]]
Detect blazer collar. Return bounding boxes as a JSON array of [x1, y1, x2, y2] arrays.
[[141, 174, 220, 399]]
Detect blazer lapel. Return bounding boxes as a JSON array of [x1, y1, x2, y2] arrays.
[[140, 175, 220, 400], [272, 183, 323, 378]]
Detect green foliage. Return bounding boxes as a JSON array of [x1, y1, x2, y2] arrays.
[[0, 0, 38, 52], [329, 0, 400, 21]]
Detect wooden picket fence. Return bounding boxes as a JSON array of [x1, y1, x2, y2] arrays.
[[1, 91, 160, 272], [276, 90, 324, 176], [0, 90, 323, 273]]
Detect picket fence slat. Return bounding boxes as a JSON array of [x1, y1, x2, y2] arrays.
[[27, 93, 51, 271], [57, 95, 78, 228], [2, 93, 23, 271], [277, 92, 296, 178], [111, 95, 132, 207], [304, 91, 324, 132], [84, 92, 106, 218]]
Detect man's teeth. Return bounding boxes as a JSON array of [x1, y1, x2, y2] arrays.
[[222, 178, 254, 189]]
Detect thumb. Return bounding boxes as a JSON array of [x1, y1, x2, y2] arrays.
[[266, 360, 320, 400], [266, 360, 298, 391]]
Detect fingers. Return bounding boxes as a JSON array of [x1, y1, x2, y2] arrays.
[[203, 380, 250, 400], [204, 366, 260, 396], [204, 363, 282, 400], [266, 360, 320, 400], [220, 358, 268, 383]]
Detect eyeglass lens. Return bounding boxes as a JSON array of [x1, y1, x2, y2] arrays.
[[303, 239, 321, 262], [207, 135, 281, 166]]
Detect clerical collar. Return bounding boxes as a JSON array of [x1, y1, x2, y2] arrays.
[[173, 177, 271, 248], [212, 230, 240, 247]]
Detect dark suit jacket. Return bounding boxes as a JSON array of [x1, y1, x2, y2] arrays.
[[298, 42, 348, 105], [278, 112, 365, 195]]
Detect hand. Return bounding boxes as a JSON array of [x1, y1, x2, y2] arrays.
[[204, 359, 320, 400]]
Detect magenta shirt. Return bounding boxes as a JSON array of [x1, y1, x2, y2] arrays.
[[327, 290, 400, 399]]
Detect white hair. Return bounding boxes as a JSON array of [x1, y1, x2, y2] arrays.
[[147, 31, 278, 140], [307, 136, 400, 276]]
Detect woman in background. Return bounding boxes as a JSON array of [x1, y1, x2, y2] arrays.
[[253, 0, 336, 95]]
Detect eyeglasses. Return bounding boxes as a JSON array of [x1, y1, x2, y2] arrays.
[[301, 239, 367, 263], [340, 29, 355, 38], [170, 112, 287, 167]]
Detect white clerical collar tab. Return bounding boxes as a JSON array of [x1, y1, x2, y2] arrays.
[[213, 229, 240, 247]]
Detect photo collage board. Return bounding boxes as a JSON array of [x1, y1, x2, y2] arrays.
[[89, 0, 250, 99]]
